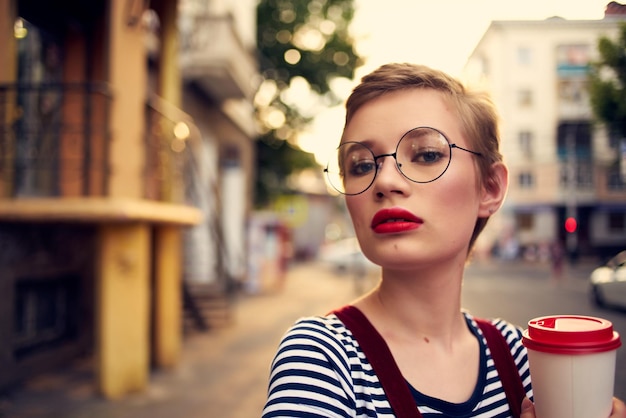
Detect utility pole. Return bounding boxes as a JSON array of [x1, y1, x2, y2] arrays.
[[565, 125, 578, 262]]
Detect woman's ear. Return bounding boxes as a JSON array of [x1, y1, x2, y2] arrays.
[[478, 162, 508, 217]]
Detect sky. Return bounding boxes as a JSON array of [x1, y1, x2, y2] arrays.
[[297, 0, 612, 164]]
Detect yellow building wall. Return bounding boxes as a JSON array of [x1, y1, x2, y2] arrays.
[[154, 0, 181, 106], [153, 226, 182, 368], [107, 0, 147, 198], [0, 0, 17, 197], [0, 0, 16, 82], [96, 223, 150, 399]]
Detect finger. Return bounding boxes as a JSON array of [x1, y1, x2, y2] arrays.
[[611, 397, 626, 417], [520, 397, 536, 418]]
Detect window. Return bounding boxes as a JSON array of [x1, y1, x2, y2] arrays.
[[15, 275, 80, 360], [516, 213, 534, 231], [556, 44, 590, 77], [518, 89, 532, 107], [517, 47, 532, 66], [607, 164, 626, 191], [608, 212, 626, 233], [556, 122, 591, 161], [557, 78, 588, 106], [608, 132, 625, 150], [559, 163, 593, 190], [519, 131, 533, 158], [518, 172, 534, 188]]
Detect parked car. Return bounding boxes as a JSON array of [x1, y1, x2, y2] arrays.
[[318, 237, 377, 275], [590, 250, 626, 310]]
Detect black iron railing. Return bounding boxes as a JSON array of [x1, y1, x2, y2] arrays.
[[145, 94, 202, 205], [0, 83, 204, 205], [0, 82, 112, 198]]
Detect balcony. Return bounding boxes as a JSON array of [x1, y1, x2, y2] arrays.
[[180, 14, 258, 101], [0, 83, 200, 201], [145, 93, 204, 207], [0, 82, 112, 198], [0, 83, 202, 225]]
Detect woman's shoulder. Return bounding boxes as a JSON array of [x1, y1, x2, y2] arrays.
[[264, 314, 383, 416], [286, 313, 353, 338], [291, 312, 347, 328], [269, 313, 370, 387], [277, 313, 361, 356]]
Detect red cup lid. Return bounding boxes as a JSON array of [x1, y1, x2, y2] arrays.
[[522, 315, 622, 354]]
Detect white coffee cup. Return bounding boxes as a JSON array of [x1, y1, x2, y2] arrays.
[[522, 315, 621, 418]]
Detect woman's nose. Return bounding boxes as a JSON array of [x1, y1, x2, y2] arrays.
[[371, 155, 410, 196]]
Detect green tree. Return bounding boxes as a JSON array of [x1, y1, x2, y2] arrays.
[[255, 0, 362, 207], [588, 22, 626, 140]]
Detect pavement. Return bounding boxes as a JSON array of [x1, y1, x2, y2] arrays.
[[0, 258, 601, 418]]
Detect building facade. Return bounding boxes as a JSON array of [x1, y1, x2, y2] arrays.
[[0, 0, 258, 399], [178, 0, 258, 292], [463, 6, 626, 260]]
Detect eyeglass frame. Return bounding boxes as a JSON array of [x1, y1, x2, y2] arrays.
[[324, 126, 483, 195]]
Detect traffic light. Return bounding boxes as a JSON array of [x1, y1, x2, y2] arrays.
[[564, 217, 577, 233]]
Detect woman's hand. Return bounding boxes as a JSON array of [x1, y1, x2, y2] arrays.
[[611, 397, 626, 417], [520, 397, 535, 418]]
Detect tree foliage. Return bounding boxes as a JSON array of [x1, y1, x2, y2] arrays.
[[588, 22, 626, 139], [254, 0, 362, 207], [254, 135, 319, 208]]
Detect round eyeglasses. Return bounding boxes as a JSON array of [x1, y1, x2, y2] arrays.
[[324, 126, 482, 195]]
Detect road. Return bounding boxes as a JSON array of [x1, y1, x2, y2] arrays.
[[462, 258, 626, 400], [1, 258, 624, 417]]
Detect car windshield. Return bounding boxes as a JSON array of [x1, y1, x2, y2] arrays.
[[607, 251, 626, 268]]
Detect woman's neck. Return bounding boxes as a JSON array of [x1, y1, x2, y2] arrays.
[[355, 260, 468, 346]]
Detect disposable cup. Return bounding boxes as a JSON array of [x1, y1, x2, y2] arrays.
[[522, 315, 621, 418]]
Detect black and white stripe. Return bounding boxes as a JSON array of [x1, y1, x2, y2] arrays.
[[263, 313, 533, 417]]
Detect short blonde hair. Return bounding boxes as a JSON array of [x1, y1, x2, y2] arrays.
[[344, 63, 503, 254]]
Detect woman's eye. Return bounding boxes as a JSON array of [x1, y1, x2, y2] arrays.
[[413, 150, 444, 163], [348, 160, 376, 176]]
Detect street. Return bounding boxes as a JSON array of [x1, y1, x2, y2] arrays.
[[1, 258, 625, 417]]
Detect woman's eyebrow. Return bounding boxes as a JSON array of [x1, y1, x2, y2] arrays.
[[340, 138, 384, 148]]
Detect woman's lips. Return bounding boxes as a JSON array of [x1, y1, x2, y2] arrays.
[[371, 208, 423, 234]]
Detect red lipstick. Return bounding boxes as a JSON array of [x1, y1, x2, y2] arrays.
[[371, 208, 423, 234]]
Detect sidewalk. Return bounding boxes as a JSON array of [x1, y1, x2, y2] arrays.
[[0, 262, 362, 418]]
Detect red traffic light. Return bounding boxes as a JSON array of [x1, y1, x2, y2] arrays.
[[565, 217, 577, 233]]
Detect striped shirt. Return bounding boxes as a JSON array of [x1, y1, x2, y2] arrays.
[[263, 312, 533, 417]]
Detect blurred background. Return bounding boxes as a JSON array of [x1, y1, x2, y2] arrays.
[[1, 0, 626, 416]]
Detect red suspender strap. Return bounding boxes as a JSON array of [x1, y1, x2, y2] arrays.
[[475, 318, 526, 418], [332, 306, 526, 418], [333, 305, 422, 418]]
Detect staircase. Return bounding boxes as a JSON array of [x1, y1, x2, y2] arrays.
[[182, 282, 234, 334]]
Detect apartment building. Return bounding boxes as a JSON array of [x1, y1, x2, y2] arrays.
[[0, 0, 258, 399], [463, 4, 626, 260]]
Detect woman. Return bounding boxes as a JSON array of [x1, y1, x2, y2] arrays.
[[262, 63, 626, 417]]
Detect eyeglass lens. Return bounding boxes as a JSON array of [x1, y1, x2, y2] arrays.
[[325, 127, 453, 195]]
